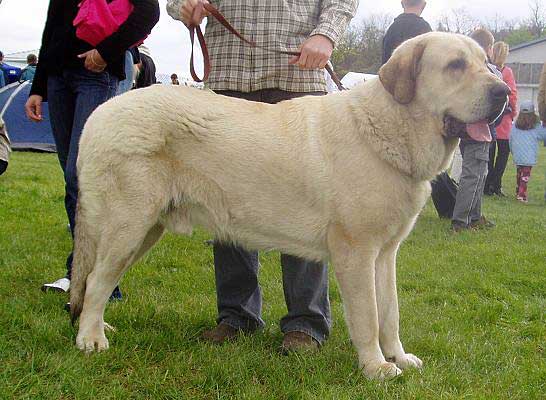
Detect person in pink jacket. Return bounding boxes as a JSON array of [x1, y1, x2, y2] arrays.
[[485, 41, 518, 196]]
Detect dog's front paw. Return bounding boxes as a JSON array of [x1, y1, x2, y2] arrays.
[[363, 360, 402, 380], [387, 353, 423, 370], [76, 329, 109, 353]]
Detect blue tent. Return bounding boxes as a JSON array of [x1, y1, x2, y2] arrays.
[[0, 81, 56, 152], [1, 63, 22, 84]]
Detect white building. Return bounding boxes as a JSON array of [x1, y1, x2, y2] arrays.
[[506, 38, 546, 109]]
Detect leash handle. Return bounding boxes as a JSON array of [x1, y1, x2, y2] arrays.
[[188, 2, 346, 90], [189, 25, 209, 82]]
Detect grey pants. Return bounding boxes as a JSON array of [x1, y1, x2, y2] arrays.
[[212, 89, 332, 344], [452, 141, 490, 225]]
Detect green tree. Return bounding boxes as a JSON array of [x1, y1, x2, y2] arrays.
[[332, 14, 391, 77], [504, 29, 536, 47]]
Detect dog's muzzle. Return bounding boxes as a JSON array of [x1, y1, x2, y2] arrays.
[[487, 82, 511, 124], [443, 115, 468, 139]]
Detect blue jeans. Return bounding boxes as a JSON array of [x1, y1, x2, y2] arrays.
[[47, 67, 118, 278], [212, 89, 332, 344], [116, 50, 135, 95]]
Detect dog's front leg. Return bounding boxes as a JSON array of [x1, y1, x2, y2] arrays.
[[376, 241, 422, 371], [328, 225, 402, 380]]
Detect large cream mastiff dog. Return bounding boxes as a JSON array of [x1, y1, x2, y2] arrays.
[[70, 33, 508, 380]]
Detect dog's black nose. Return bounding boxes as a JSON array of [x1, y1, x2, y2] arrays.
[[490, 84, 511, 100]]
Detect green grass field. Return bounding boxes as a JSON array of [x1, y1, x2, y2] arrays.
[[0, 150, 545, 399]]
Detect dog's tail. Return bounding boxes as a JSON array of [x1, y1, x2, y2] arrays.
[[69, 202, 97, 325]]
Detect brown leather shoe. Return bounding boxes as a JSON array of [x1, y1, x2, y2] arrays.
[[451, 221, 469, 233], [469, 216, 496, 230], [201, 323, 240, 344], [281, 331, 319, 354]]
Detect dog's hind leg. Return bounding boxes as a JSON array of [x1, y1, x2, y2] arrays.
[[76, 219, 163, 353], [328, 224, 402, 381], [375, 237, 423, 371], [131, 223, 166, 264]]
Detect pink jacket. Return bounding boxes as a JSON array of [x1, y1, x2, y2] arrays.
[[495, 66, 518, 140]]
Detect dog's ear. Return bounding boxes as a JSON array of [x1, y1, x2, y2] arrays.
[[379, 39, 426, 104]]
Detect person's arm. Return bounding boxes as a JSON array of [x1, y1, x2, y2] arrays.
[[166, 0, 210, 26], [20, 68, 28, 82], [310, 0, 359, 47], [290, 0, 358, 69], [29, 0, 61, 100], [27, 0, 61, 121], [504, 67, 518, 119], [382, 26, 394, 65], [95, 0, 160, 66], [166, 0, 184, 21], [423, 20, 433, 34], [536, 125, 546, 142]]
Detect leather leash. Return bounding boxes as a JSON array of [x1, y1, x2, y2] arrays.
[[187, 2, 346, 91]]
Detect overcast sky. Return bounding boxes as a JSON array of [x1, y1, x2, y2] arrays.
[[0, 0, 535, 78]]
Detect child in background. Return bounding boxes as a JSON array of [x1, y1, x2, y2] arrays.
[[509, 101, 546, 203]]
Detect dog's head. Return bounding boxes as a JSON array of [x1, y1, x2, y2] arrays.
[[379, 32, 509, 132]]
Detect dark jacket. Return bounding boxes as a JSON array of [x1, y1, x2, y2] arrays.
[[135, 53, 156, 88], [382, 13, 432, 65], [30, 0, 160, 100]]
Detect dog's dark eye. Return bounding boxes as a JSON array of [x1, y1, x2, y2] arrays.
[[447, 58, 466, 70]]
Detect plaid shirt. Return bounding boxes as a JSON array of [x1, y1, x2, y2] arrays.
[[167, 0, 358, 92]]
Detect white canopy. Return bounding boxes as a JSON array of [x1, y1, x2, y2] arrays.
[[340, 72, 378, 89], [3, 49, 39, 68]]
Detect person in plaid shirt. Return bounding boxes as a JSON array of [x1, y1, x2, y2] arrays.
[[167, 0, 358, 352]]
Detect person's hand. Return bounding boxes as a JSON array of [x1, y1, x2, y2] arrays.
[[25, 95, 43, 122], [78, 49, 107, 73], [180, 0, 210, 26], [289, 34, 334, 70]]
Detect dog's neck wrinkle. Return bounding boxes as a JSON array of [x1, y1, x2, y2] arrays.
[[348, 82, 414, 178], [348, 82, 451, 181]]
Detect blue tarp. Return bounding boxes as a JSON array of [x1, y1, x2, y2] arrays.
[[0, 81, 56, 152]]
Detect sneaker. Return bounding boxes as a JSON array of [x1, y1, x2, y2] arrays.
[[64, 287, 123, 313], [201, 322, 242, 344], [451, 221, 469, 233], [281, 331, 319, 354], [516, 196, 528, 203], [41, 277, 70, 293], [469, 216, 496, 230], [110, 286, 123, 301]]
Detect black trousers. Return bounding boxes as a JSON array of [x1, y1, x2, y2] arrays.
[[485, 139, 510, 193], [210, 89, 332, 344], [0, 160, 7, 175]]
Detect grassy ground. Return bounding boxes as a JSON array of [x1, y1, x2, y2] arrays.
[[0, 150, 544, 400]]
